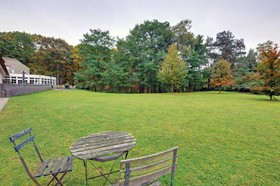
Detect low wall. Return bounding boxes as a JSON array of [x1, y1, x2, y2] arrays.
[[0, 84, 52, 97]]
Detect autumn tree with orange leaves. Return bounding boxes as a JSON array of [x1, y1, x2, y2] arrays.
[[251, 43, 280, 101], [211, 59, 233, 93]]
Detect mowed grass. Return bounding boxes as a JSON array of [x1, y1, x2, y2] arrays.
[[0, 90, 279, 185]]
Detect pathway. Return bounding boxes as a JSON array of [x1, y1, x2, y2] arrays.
[[0, 98, 9, 112]]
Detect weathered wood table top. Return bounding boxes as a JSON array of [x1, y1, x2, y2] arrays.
[[69, 131, 136, 162]]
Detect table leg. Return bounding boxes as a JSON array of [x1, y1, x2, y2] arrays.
[[124, 151, 129, 159], [102, 159, 119, 186], [83, 160, 88, 186]]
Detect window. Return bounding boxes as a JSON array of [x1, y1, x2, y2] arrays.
[[35, 78, 40, 84], [30, 78, 35, 84], [11, 77, 17, 84]]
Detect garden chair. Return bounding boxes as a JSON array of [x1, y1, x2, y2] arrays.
[[9, 128, 74, 186], [118, 146, 179, 186]]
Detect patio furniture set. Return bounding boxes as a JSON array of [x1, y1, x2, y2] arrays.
[[9, 128, 179, 186]]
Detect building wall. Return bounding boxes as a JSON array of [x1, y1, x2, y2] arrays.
[[0, 68, 4, 84], [0, 84, 52, 97]]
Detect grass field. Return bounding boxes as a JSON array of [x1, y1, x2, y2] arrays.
[[0, 90, 279, 185]]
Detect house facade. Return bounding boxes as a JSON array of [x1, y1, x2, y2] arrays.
[[1, 57, 55, 97], [2, 57, 56, 85]]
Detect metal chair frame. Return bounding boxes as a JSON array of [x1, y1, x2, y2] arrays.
[[9, 128, 74, 186]]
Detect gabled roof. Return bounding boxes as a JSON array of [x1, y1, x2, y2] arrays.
[[0, 56, 9, 76], [3, 57, 30, 74]]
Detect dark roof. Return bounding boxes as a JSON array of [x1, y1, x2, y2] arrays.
[[0, 55, 10, 76], [3, 57, 30, 74]]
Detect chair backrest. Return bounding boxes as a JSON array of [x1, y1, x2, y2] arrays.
[[119, 146, 179, 186], [9, 128, 43, 185]]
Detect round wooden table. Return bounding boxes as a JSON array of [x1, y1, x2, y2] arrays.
[[69, 131, 136, 185]]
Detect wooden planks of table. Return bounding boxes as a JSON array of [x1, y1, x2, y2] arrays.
[[69, 131, 136, 185]]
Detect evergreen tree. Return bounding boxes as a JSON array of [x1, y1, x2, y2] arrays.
[[234, 49, 258, 91], [123, 20, 172, 93], [207, 31, 246, 69], [74, 29, 115, 91], [172, 20, 207, 91]]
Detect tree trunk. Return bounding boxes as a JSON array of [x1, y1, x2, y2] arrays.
[[171, 84, 174, 95], [158, 85, 162, 93], [269, 94, 273, 101], [219, 86, 221, 94], [153, 84, 157, 93]]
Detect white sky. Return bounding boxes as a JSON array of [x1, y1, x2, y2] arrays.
[[1, 0, 280, 51]]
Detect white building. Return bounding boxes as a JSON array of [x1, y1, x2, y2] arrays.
[[7, 74, 56, 85], [2, 57, 56, 85]]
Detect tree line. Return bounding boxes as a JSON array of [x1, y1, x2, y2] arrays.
[[0, 19, 279, 99]]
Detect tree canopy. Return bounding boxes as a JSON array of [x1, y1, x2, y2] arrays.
[[172, 20, 207, 91], [251, 43, 280, 100], [211, 59, 233, 93], [207, 31, 246, 70], [124, 20, 173, 93], [158, 44, 188, 94], [74, 29, 115, 91]]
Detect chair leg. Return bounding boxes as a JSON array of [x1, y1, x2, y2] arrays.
[[54, 173, 67, 186], [53, 174, 63, 186], [46, 172, 67, 186], [47, 176, 55, 186]]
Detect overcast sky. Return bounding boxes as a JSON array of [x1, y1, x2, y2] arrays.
[[1, 0, 280, 51]]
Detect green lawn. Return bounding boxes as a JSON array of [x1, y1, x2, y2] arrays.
[[0, 90, 279, 185]]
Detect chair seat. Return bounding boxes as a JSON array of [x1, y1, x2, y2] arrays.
[[35, 156, 74, 178]]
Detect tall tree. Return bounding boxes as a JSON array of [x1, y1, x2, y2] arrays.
[[0, 32, 35, 64], [185, 35, 208, 91], [70, 45, 83, 73], [158, 44, 188, 94], [171, 20, 207, 91], [207, 31, 246, 69], [234, 49, 258, 91], [105, 42, 135, 93], [171, 19, 195, 57], [123, 20, 172, 93], [74, 29, 115, 91], [29, 36, 74, 85], [256, 40, 274, 55], [211, 59, 233, 93], [251, 43, 280, 100]]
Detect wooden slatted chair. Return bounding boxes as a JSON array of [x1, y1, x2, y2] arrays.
[[118, 146, 179, 186], [9, 128, 74, 186]]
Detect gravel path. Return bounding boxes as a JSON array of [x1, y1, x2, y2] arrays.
[[0, 98, 9, 112]]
